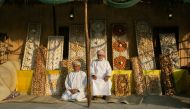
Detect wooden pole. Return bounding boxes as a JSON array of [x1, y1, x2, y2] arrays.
[[84, 0, 91, 107]]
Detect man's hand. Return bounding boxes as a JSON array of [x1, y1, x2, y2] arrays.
[[104, 76, 110, 82], [92, 75, 97, 80], [69, 89, 79, 94]]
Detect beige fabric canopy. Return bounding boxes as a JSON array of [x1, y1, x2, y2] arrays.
[[0, 61, 20, 101]]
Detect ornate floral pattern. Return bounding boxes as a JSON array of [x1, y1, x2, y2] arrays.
[[90, 20, 107, 61], [21, 23, 41, 70], [131, 57, 145, 95], [113, 56, 127, 70], [31, 46, 47, 96], [112, 40, 127, 52], [69, 25, 86, 72], [112, 24, 129, 70], [45, 71, 63, 96], [46, 36, 64, 70], [135, 20, 156, 70], [159, 54, 175, 96], [0, 41, 8, 63], [113, 74, 131, 96], [159, 33, 179, 68]]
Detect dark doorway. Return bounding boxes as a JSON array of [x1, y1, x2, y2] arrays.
[[153, 26, 179, 69], [59, 26, 69, 59]]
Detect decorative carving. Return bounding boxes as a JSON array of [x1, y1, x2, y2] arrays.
[[45, 71, 62, 96], [159, 54, 175, 96], [112, 40, 127, 52], [21, 23, 41, 70], [145, 75, 162, 95], [114, 74, 131, 96], [31, 46, 47, 96], [159, 33, 179, 68], [113, 56, 127, 70], [69, 25, 86, 72], [112, 24, 129, 70], [131, 57, 145, 95], [46, 36, 64, 70], [90, 19, 107, 61], [135, 20, 156, 70]]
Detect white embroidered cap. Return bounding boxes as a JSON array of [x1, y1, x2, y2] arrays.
[[97, 49, 105, 56], [72, 61, 81, 66]]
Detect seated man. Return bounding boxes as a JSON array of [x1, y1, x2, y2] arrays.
[[61, 61, 87, 101], [90, 50, 112, 100]]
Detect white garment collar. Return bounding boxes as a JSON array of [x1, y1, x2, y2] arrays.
[[73, 70, 81, 73], [96, 59, 105, 61]]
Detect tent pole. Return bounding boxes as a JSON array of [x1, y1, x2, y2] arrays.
[[84, 0, 91, 107]]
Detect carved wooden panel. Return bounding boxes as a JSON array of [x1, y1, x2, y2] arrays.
[[135, 20, 156, 70], [21, 23, 41, 70], [90, 19, 107, 61], [68, 25, 86, 72], [46, 36, 64, 70], [112, 24, 130, 70]]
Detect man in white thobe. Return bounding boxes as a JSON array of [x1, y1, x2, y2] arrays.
[[91, 50, 112, 100], [61, 61, 87, 101]]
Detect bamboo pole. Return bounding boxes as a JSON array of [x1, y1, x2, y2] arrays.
[[84, 0, 91, 107]]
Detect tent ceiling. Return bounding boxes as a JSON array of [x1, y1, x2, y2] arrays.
[[1, 0, 189, 8], [3, 0, 103, 4], [2, 0, 186, 4]]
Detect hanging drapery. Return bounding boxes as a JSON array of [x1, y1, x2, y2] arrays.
[[21, 23, 41, 70], [39, 0, 74, 4], [31, 46, 47, 96], [104, 0, 141, 8], [90, 19, 107, 62], [68, 25, 86, 72], [159, 33, 179, 68], [131, 57, 145, 96], [46, 36, 64, 70], [159, 54, 175, 96], [112, 24, 130, 70], [135, 20, 156, 70], [0, 61, 20, 101]]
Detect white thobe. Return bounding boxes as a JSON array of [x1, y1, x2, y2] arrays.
[[90, 59, 112, 96], [61, 71, 87, 101]]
